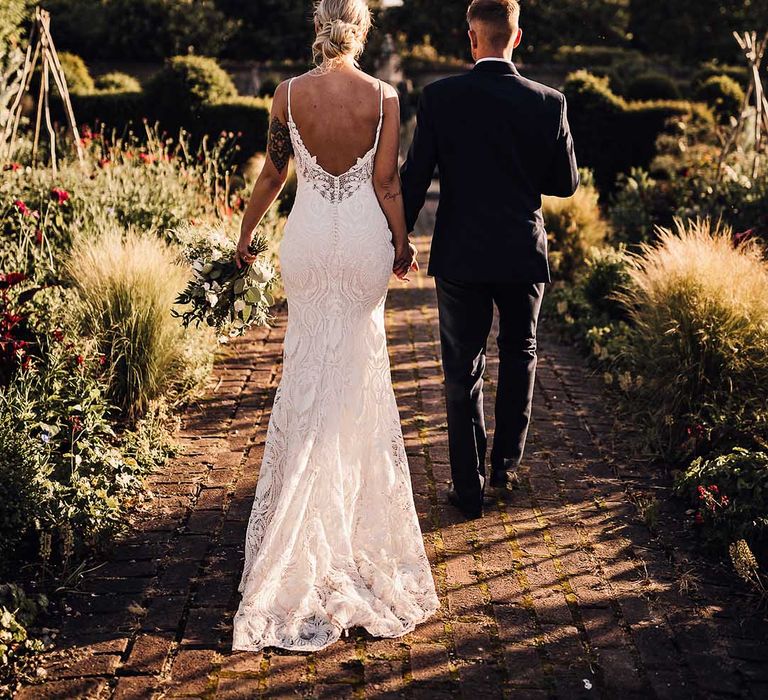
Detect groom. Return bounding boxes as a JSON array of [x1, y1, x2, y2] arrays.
[[400, 0, 579, 519]]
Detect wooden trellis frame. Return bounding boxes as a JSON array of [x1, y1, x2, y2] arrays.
[[0, 6, 84, 172], [717, 31, 768, 182]]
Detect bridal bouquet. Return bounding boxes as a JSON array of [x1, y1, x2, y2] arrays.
[[172, 223, 276, 341]]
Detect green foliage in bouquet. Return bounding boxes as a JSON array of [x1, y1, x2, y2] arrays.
[[173, 223, 276, 341]]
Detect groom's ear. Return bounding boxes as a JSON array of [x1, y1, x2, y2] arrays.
[[513, 27, 523, 50], [468, 28, 479, 52]]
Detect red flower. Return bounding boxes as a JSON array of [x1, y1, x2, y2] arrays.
[[52, 329, 65, 342], [125, 151, 134, 159], [34, 228, 43, 246], [13, 199, 30, 216], [3, 162, 21, 171], [98, 355, 107, 367], [51, 187, 70, 204], [697, 485, 707, 498], [98, 158, 110, 169], [708, 485, 719, 495], [75, 354, 85, 366], [138, 152, 156, 165], [721, 495, 729, 507], [694, 512, 704, 525], [0, 272, 27, 288]]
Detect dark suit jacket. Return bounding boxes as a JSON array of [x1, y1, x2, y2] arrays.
[[400, 60, 579, 284]]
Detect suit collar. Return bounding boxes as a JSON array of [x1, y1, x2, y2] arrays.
[[472, 59, 519, 76]]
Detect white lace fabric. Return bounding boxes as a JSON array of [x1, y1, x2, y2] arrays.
[[233, 78, 440, 653]]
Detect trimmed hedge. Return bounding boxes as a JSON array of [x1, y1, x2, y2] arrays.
[[68, 91, 271, 158], [145, 55, 238, 117], [695, 75, 745, 124], [94, 71, 142, 93], [563, 71, 714, 192]]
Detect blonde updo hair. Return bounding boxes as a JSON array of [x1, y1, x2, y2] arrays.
[[312, 0, 372, 66]]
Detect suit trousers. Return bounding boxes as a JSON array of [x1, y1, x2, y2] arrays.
[[434, 277, 545, 510]]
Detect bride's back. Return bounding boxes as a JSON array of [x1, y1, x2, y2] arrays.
[[289, 70, 383, 177]]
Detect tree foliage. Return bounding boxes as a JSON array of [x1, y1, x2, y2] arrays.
[[629, 0, 768, 62]]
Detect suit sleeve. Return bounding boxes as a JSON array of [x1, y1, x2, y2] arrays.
[[400, 88, 438, 233], [542, 94, 579, 197]]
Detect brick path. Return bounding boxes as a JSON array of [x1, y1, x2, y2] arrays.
[[21, 205, 768, 699]]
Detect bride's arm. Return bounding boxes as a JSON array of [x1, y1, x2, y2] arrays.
[[236, 82, 292, 268], [373, 83, 418, 280]]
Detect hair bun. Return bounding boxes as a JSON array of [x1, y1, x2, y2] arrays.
[[312, 0, 372, 66]]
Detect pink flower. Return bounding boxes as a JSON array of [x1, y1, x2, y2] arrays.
[[3, 162, 21, 171]]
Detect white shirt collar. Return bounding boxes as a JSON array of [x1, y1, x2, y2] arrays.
[[475, 57, 512, 65]]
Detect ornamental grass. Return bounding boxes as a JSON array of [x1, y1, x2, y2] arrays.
[[618, 218, 768, 459], [66, 227, 212, 421]]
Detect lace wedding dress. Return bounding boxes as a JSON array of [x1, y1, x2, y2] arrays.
[[232, 79, 439, 652]]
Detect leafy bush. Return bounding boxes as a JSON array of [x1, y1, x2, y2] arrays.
[[94, 71, 141, 93], [0, 338, 149, 567], [563, 71, 714, 192], [617, 219, 768, 462], [609, 168, 664, 245], [542, 170, 609, 281], [57, 52, 95, 95], [0, 415, 50, 568], [676, 448, 768, 547], [626, 72, 681, 101], [66, 227, 209, 420], [146, 55, 238, 118], [695, 75, 745, 124], [0, 600, 45, 697], [67, 92, 270, 159], [546, 245, 632, 366], [693, 61, 748, 89], [554, 44, 644, 68]]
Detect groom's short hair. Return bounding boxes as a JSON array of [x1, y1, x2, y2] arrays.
[[467, 0, 521, 45]]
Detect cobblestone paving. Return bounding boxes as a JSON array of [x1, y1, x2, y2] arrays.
[[22, 208, 768, 699]]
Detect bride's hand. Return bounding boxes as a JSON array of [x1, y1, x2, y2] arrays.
[[236, 237, 257, 269], [393, 241, 419, 281]]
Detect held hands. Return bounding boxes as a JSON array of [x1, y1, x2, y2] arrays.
[[393, 241, 419, 282]]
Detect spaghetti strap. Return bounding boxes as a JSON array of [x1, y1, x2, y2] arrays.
[[373, 80, 385, 151], [287, 78, 295, 123]]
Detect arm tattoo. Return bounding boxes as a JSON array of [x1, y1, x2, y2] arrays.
[[383, 189, 402, 202], [267, 117, 293, 174]]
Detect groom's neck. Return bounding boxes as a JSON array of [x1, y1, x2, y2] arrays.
[[474, 47, 514, 62]]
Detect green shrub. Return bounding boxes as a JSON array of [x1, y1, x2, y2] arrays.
[[626, 72, 681, 101], [542, 170, 610, 282], [57, 52, 95, 95], [554, 44, 644, 68], [0, 599, 45, 697], [66, 90, 147, 131], [68, 92, 270, 159], [609, 168, 665, 245], [693, 61, 748, 88], [564, 70, 714, 192], [66, 227, 207, 420], [695, 75, 745, 124], [146, 55, 237, 118], [676, 448, 768, 547], [94, 71, 141, 93], [0, 417, 50, 569], [618, 219, 768, 462]]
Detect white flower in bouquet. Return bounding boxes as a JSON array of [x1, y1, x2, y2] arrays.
[[171, 222, 277, 341]]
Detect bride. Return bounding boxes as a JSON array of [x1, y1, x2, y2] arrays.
[[231, 0, 440, 652]]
